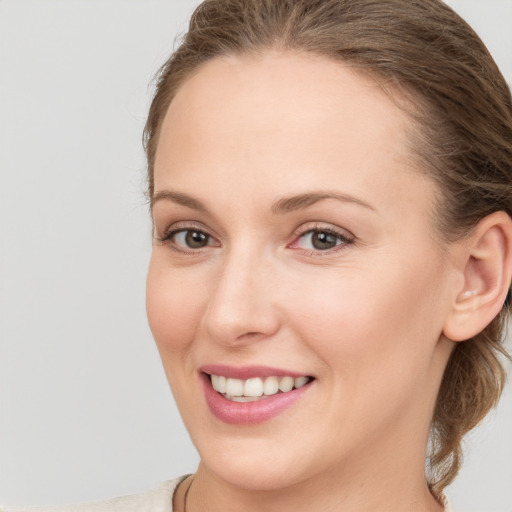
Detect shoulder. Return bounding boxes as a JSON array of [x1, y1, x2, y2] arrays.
[[2, 476, 188, 512]]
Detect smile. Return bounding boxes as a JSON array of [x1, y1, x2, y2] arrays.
[[210, 374, 311, 402], [201, 366, 315, 424]]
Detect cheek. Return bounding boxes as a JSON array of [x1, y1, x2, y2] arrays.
[[286, 257, 447, 376], [146, 256, 205, 356], [285, 265, 447, 439]]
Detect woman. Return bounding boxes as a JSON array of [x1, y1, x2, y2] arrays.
[[7, 0, 511, 511], [144, 0, 512, 510]]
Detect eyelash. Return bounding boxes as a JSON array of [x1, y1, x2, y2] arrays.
[[156, 223, 354, 256], [157, 224, 218, 255], [289, 224, 355, 255]]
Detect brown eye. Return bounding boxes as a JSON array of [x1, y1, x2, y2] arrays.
[[311, 231, 339, 250], [170, 229, 213, 249], [294, 228, 353, 252], [183, 230, 210, 248]]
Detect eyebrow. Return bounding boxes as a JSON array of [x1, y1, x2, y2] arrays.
[[151, 189, 375, 214], [151, 190, 208, 213], [271, 191, 376, 214]]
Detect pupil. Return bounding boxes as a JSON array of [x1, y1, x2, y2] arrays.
[[312, 232, 337, 250], [185, 231, 208, 248]]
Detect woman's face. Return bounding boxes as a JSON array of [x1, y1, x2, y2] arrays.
[[147, 52, 459, 490]]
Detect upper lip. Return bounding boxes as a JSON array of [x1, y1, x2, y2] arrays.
[[200, 364, 311, 380]]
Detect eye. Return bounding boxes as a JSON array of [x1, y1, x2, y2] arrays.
[[159, 228, 218, 251], [291, 227, 354, 252], [175, 230, 212, 248]]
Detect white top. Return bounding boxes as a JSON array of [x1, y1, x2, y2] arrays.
[[3, 476, 454, 511], [1, 478, 184, 512]]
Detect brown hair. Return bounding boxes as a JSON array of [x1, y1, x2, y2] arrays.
[[143, 0, 512, 494]]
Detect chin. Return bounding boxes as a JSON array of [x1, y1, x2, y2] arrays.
[[194, 435, 315, 491], [204, 457, 308, 491]]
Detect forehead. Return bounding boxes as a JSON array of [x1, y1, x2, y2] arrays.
[[159, 51, 411, 157], [155, 51, 434, 223]]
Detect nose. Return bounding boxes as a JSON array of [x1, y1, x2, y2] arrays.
[[200, 248, 281, 346]]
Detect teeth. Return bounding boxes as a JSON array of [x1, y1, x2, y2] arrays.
[[279, 376, 294, 392], [216, 375, 226, 393], [228, 395, 267, 402], [210, 374, 311, 399], [244, 377, 264, 397], [294, 376, 309, 388], [225, 377, 244, 397], [263, 376, 279, 396]]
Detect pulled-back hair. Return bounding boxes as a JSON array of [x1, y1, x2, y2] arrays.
[[144, 0, 512, 494]]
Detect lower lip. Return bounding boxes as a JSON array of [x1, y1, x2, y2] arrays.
[[201, 373, 313, 425]]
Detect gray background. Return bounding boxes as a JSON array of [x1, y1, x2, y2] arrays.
[[1, 0, 511, 510]]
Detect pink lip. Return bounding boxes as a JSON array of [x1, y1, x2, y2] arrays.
[[200, 368, 314, 425], [201, 364, 309, 380]]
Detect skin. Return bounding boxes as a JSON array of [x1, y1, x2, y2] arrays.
[[146, 52, 463, 511]]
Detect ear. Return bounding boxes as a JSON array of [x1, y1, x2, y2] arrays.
[[443, 211, 512, 342]]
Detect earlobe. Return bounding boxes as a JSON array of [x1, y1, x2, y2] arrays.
[[443, 211, 512, 342]]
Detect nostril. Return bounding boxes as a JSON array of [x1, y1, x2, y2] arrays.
[[236, 331, 265, 342]]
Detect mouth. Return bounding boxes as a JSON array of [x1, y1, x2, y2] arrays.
[[200, 366, 315, 424], [209, 374, 313, 402]]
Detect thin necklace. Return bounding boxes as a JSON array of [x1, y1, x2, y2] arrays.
[[183, 476, 194, 512]]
